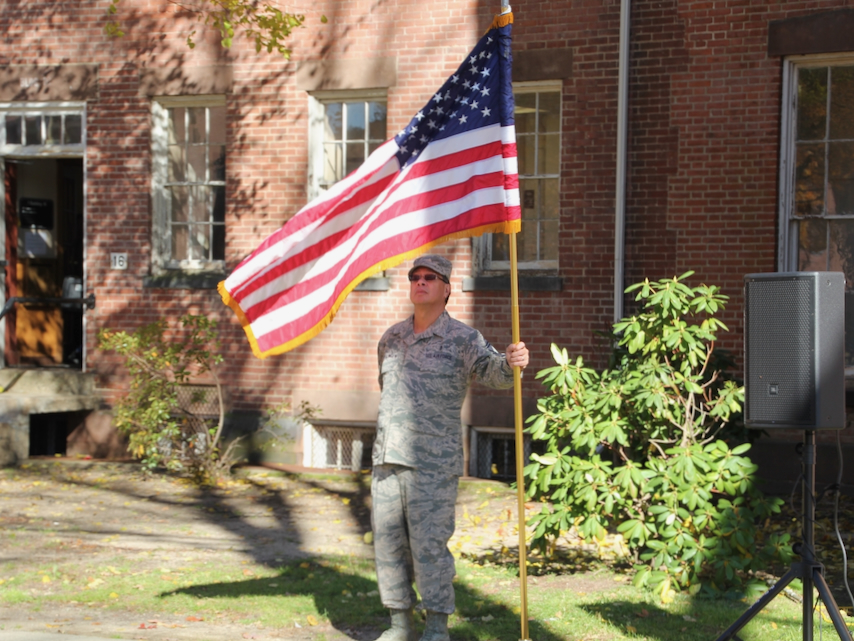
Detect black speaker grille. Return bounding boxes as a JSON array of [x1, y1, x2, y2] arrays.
[[746, 278, 815, 425]]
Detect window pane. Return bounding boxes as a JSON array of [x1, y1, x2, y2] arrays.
[[64, 114, 82, 144], [168, 108, 185, 144], [491, 233, 509, 262], [798, 67, 827, 141], [795, 143, 825, 217], [798, 219, 827, 271], [210, 144, 226, 181], [520, 178, 538, 222], [346, 143, 365, 176], [212, 223, 225, 260], [212, 186, 225, 223], [170, 186, 189, 223], [368, 102, 387, 141], [540, 133, 560, 175], [830, 67, 854, 140], [539, 91, 561, 132], [25, 115, 41, 145], [191, 186, 209, 222], [46, 116, 61, 144], [209, 106, 226, 144], [828, 141, 854, 215], [171, 224, 189, 260], [514, 93, 536, 134], [323, 141, 343, 185], [190, 223, 210, 260], [188, 107, 205, 144], [5, 116, 21, 144], [325, 103, 343, 141], [517, 220, 537, 262], [543, 178, 560, 221], [517, 134, 534, 175], [542, 219, 559, 261], [188, 145, 206, 181], [168, 144, 186, 182], [346, 102, 366, 141]]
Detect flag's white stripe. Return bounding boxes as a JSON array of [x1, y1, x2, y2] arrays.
[[225, 142, 401, 291], [501, 125, 516, 145], [250, 183, 507, 338], [241, 152, 505, 310], [228, 125, 504, 295], [503, 155, 518, 176]]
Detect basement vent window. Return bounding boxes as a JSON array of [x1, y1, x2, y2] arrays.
[[304, 423, 375, 472], [468, 426, 535, 480]]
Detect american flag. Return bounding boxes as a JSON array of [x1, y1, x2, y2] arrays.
[[219, 12, 520, 359]]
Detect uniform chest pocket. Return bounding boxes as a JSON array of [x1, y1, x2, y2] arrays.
[[419, 349, 458, 376]]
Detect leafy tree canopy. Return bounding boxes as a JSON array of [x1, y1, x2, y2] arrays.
[[105, 0, 327, 57]]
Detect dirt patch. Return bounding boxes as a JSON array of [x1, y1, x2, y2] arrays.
[[0, 460, 578, 640]]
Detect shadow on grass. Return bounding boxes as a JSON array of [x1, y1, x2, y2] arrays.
[[162, 556, 567, 641]]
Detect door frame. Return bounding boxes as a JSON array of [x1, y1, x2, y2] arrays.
[[0, 101, 88, 371]]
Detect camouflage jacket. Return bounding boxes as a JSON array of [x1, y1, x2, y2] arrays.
[[373, 311, 514, 474]]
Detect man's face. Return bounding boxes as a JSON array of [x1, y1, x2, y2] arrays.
[[409, 267, 450, 306]]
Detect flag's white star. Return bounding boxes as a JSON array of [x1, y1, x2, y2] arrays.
[[412, 149, 419, 157], [459, 114, 468, 124], [427, 120, 438, 129], [481, 107, 491, 117], [480, 68, 490, 78], [470, 65, 479, 75], [436, 106, 445, 115], [433, 91, 443, 102], [461, 97, 470, 105], [480, 87, 490, 97], [415, 111, 425, 121], [470, 100, 479, 109], [472, 82, 481, 92], [411, 125, 419, 133], [451, 74, 459, 84], [469, 55, 477, 64], [487, 36, 493, 44], [479, 51, 486, 59], [463, 80, 472, 90], [420, 135, 428, 143]]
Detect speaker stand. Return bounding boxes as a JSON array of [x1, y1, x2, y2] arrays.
[[716, 430, 853, 641]]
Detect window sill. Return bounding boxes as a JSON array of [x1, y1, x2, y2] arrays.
[[354, 277, 390, 292], [144, 271, 225, 290], [462, 275, 563, 292]]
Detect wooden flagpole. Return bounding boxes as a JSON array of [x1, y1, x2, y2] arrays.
[[509, 233, 530, 641], [500, 4, 529, 638]]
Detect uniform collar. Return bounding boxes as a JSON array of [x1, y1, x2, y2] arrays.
[[403, 310, 450, 344]]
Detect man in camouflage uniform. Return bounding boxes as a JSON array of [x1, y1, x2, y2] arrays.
[[372, 254, 529, 641]]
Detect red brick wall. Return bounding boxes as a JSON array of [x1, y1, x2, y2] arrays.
[[3, 0, 854, 431]]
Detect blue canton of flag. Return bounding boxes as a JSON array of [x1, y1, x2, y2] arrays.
[[395, 25, 515, 168]]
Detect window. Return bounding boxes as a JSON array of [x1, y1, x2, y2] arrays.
[[1, 104, 85, 154], [151, 96, 226, 271], [780, 57, 854, 367], [477, 82, 561, 272], [307, 91, 387, 200]]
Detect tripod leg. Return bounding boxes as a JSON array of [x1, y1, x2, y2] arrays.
[[812, 569, 854, 641], [714, 568, 799, 641]]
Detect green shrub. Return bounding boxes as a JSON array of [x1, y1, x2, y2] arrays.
[[98, 314, 311, 484], [524, 273, 791, 599]]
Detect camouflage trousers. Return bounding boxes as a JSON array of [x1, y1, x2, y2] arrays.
[[371, 463, 459, 614]]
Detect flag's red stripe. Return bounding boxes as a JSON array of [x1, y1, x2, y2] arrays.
[[254, 203, 508, 352], [229, 168, 398, 297], [234, 143, 506, 309], [241, 170, 506, 321], [241, 143, 400, 260]]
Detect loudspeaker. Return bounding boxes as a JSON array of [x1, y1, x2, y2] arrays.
[[744, 272, 846, 430]]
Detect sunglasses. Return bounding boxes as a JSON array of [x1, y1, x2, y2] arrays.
[[408, 273, 447, 283]]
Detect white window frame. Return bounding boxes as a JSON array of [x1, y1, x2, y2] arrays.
[[151, 95, 226, 273], [307, 89, 388, 202], [778, 53, 854, 270], [475, 80, 562, 273], [0, 102, 86, 156]]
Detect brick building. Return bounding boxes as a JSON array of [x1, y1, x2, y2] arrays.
[[1, 1, 854, 484]]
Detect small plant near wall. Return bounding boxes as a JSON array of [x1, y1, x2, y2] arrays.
[[98, 315, 312, 484], [524, 273, 791, 599]]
